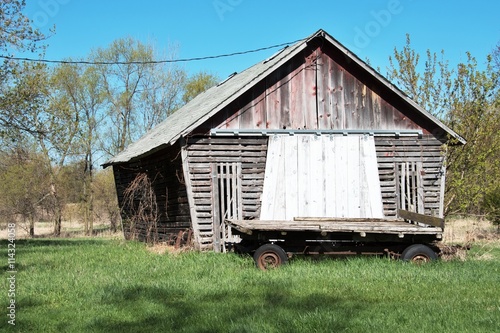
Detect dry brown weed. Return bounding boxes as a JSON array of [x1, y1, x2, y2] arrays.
[[146, 242, 193, 255]]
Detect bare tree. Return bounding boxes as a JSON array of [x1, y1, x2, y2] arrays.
[[91, 38, 186, 156]]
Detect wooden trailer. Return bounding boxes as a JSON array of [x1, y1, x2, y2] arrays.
[[226, 210, 445, 269], [104, 29, 465, 262]]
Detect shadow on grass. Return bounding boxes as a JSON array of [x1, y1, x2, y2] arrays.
[[0, 238, 111, 249], [87, 282, 363, 333], [0, 238, 117, 272]]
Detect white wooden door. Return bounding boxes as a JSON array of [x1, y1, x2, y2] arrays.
[[260, 134, 384, 220]]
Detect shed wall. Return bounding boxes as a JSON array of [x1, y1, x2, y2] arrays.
[[113, 145, 190, 242], [375, 135, 445, 218], [184, 136, 268, 250]]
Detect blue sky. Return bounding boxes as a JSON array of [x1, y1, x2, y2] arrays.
[[23, 0, 500, 79]]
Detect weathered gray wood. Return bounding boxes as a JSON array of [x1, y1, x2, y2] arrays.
[[181, 146, 201, 249], [294, 217, 404, 222], [375, 136, 445, 218], [398, 209, 445, 229], [186, 136, 268, 249], [226, 218, 443, 236], [211, 163, 221, 252]]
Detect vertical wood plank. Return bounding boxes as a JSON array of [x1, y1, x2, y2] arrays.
[[416, 162, 425, 214], [221, 163, 227, 253], [324, 135, 337, 216], [334, 136, 348, 217], [265, 71, 282, 129], [411, 162, 417, 212], [303, 51, 319, 129], [181, 146, 201, 249], [272, 138, 286, 220], [359, 137, 369, 217], [297, 135, 310, 216], [334, 65, 346, 129], [260, 136, 278, 219], [237, 163, 243, 220], [406, 163, 411, 211], [316, 51, 332, 130], [346, 136, 360, 217], [308, 135, 324, 215], [395, 162, 401, 213], [231, 162, 238, 218], [360, 135, 384, 217], [284, 136, 298, 220], [288, 65, 301, 129], [439, 161, 446, 218], [400, 163, 406, 211], [211, 163, 221, 253]]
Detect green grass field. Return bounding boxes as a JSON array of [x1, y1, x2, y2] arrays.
[[1, 238, 499, 333]]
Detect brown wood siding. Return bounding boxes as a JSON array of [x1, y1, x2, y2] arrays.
[[208, 46, 423, 133], [113, 145, 190, 242], [375, 136, 445, 218], [185, 136, 268, 250]]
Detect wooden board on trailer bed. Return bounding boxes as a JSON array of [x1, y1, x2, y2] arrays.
[[225, 214, 443, 239]]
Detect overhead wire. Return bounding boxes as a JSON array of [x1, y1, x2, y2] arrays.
[[0, 38, 307, 65]]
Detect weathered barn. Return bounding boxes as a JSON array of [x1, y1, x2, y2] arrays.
[[104, 29, 465, 251]]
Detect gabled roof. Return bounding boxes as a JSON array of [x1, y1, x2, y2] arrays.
[[104, 29, 465, 167]]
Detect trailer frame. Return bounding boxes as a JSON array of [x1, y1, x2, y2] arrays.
[[225, 210, 444, 269]]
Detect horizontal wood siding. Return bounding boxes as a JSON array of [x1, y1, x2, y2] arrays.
[[113, 145, 190, 242], [185, 136, 268, 250], [375, 136, 445, 218]]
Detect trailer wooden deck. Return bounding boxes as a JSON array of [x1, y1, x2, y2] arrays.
[[226, 212, 444, 240]]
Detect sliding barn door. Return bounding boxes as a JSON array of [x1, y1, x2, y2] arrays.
[[260, 135, 384, 220]]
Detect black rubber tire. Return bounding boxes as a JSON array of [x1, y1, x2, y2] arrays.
[[253, 244, 288, 270], [401, 244, 438, 263]]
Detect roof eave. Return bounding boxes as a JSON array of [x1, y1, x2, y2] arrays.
[[170, 42, 312, 145]]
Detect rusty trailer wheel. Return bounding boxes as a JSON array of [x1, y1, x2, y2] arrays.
[[401, 244, 438, 263], [253, 244, 288, 270]]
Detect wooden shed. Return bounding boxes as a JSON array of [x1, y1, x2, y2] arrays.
[[104, 29, 465, 251]]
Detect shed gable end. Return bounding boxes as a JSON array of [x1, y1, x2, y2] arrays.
[[206, 44, 425, 134]]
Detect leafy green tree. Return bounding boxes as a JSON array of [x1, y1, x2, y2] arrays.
[[387, 36, 500, 216], [493, 42, 500, 73], [51, 63, 105, 235], [445, 54, 500, 214], [4, 61, 83, 235], [0, 0, 48, 53], [483, 186, 500, 230], [93, 169, 120, 233], [182, 71, 219, 104], [0, 0, 51, 135], [0, 147, 50, 236], [387, 34, 452, 120]]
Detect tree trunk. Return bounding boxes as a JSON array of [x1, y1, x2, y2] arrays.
[[53, 213, 62, 236], [29, 219, 35, 237], [50, 182, 62, 237]]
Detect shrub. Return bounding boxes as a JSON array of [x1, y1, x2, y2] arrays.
[[483, 187, 500, 229]]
